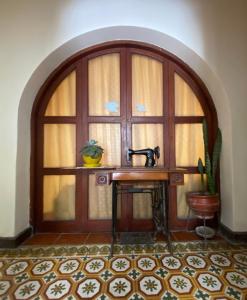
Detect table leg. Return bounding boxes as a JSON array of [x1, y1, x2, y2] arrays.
[[163, 181, 172, 253], [111, 181, 117, 256], [186, 206, 191, 231]]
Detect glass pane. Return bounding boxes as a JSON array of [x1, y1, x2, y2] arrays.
[[175, 73, 204, 116], [177, 174, 205, 218], [132, 54, 163, 116], [175, 124, 204, 167], [88, 175, 121, 220], [45, 71, 76, 116], [43, 175, 75, 221], [132, 124, 164, 167], [88, 174, 112, 219], [89, 123, 121, 166], [88, 53, 120, 116], [44, 124, 76, 167], [133, 183, 153, 219]]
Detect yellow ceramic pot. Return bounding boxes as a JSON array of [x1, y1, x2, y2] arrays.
[[82, 154, 102, 167]]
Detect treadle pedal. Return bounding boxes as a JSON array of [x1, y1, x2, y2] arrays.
[[127, 188, 145, 193], [119, 232, 154, 244]]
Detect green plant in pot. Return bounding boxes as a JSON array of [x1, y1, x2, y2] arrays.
[[187, 119, 222, 219], [80, 139, 104, 167]]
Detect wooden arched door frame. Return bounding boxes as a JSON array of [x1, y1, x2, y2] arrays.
[[31, 41, 218, 233]]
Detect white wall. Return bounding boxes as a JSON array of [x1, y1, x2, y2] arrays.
[[0, 0, 246, 237]]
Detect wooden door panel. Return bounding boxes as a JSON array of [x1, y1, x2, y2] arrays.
[[33, 43, 217, 233], [88, 53, 120, 116], [132, 54, 163, 116]]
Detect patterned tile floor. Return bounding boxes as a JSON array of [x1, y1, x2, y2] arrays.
[[0, 241, 247, 299]]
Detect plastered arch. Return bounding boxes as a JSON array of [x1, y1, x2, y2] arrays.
[[16, 26, 233, 235]]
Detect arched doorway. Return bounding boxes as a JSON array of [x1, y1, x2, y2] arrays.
[[31, 41, 218, 233]]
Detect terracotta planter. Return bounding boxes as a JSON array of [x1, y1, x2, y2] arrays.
[[186, 192, 220, 219]]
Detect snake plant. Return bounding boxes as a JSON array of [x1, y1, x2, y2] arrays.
[[198, 119, 222, 194]]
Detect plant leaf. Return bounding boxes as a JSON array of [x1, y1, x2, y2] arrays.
[[198, 157, 205, 191], [198, 158, 204, 174], [207, 173, 215, 194], [212, 128, 222, 180], [202, 119, 208, 161]]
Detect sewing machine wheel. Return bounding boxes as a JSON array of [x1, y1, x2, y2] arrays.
[[154, 146, 160, 159]]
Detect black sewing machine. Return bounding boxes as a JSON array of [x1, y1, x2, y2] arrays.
[[127, 146, 160, 167]]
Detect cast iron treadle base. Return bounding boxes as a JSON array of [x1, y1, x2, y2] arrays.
[[119, 232, 154, 244]]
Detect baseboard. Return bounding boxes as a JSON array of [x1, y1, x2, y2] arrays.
[[219, 223, 247, 243], [0, 227, 33, 248]]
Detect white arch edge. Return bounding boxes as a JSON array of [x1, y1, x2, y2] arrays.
[[16, 25, 234, 235]]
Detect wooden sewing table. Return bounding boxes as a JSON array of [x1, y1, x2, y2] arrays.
[[96, 167, 184, 256]]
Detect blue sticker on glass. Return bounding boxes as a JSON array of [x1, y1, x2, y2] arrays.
[[136, 103, 146, 112], [105, 101, 119, 113]]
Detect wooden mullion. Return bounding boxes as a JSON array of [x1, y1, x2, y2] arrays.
[[38, 220, 83, 233], [42, 167, 117, 175], [124, 48, 131, 166], [129, 116, 165, 123], [163, 58, 170, 168], [119, 48, 131, 230], [163, 116, 169, 168], [74, 59, 84, 230], [42, 168, 78, 175], [81, 57, 89, 147], [85, 47, 123, 60], [41, 116, 77, 123], [167, 62, 178, 230], [80, 173, 88, 231], [168, 62, 176, 168], [122, 48, 133, 230], [174, 116, 204, 124], [76, 59, 84, 166], [128, 47, 164, 63], [163, 58, 169, 117], [35, 121, 45, 232], [80, 57, 89, 230], [87, 116, 122, 123]]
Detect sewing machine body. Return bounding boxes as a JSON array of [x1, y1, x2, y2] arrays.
[[127, 146, 160, 167]]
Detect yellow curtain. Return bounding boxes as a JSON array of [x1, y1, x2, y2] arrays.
[[43, 175, 75, 221], [43, 124, 76, 168], [45, 71, 76, 116], [176, 124, 204, 167], [175, 73, 204, 116], [88, 123, 121, 219], [132, 54, 163, 116], [88, 53, 120, 116]]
